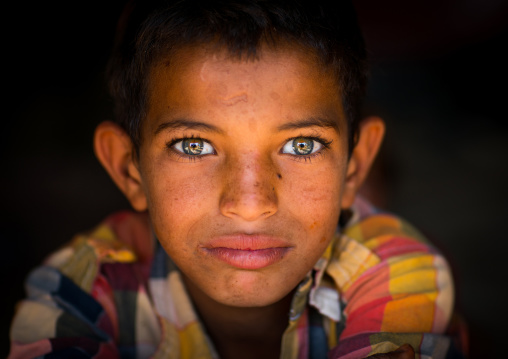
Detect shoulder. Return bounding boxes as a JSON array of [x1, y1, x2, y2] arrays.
[[325, 198, 458, 358], [328, 197, 454, 335], [43, 211, 152, 292], [9, 211, 155, 358]]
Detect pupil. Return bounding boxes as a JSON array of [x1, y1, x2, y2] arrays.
[[293, 138, 313, 155], [183, 139, 203, 155]]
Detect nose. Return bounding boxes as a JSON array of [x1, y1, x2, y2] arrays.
[[219, 153, 278, 222]]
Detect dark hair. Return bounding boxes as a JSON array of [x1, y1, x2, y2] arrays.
[[107, 0, 368, 155]]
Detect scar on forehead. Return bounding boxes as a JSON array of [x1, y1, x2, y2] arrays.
[[220, 93, 248, 106]]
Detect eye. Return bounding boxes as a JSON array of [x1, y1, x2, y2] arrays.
[[173, 138, 215, 156], [282, 137, 323, 156]]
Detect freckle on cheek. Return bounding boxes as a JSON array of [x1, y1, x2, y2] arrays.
[[270, 91, 280, 100], [320, 236, 327, 243]]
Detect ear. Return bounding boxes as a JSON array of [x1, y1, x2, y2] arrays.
[[341, 116, 385, 209], [93, 121, 148, 211]]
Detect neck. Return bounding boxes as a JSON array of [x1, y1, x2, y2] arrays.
[[182, 275, 294, 359]]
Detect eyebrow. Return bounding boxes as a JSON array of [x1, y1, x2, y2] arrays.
[[276, 116, 340, 133], [154, 118, 225, 135]]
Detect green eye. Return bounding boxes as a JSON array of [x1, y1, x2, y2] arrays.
[[282, 137, 322, 156], [173, 138, 215, 156]]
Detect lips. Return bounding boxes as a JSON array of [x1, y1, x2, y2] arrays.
[[201, 235, 292, 270]]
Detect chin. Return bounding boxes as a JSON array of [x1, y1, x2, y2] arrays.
[[208, 280, 294, 309], [217, 293, 285, 308]]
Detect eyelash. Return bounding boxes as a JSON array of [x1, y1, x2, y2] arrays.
[[165, 134, 333, 163]]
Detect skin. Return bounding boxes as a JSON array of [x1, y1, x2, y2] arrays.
[[94, 46, 387, 358], [141, 47, 347, 308]]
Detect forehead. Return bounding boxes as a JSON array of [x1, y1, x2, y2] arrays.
[[144, 45, 345, 135]]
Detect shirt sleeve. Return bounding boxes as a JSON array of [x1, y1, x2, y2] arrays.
[[327, 214, 462, 359], [8, 265, 120, 359]]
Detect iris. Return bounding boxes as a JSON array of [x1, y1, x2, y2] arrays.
[[292, 137, 314, 155], [183, 139, 205, 155]]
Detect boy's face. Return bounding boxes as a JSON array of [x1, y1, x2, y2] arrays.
[[135, 47, 353, 307]]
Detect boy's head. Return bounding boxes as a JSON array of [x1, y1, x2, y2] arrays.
[[94, 0, 384, 308]]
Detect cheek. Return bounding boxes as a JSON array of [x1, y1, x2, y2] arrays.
[[141, 160, 219, 237], [279, 163, 344, 229]]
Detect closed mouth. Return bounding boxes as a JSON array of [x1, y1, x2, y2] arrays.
[[201, 234, 293, 269]]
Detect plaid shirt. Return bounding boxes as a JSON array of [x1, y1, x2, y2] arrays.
[[9, 198, 460, 358]]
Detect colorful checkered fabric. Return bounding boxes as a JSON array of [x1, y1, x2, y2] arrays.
[[8, 198, 460, 358]]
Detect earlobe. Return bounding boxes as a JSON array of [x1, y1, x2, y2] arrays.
[[341, 116, 385, 209], [93, 121, 148, 211]]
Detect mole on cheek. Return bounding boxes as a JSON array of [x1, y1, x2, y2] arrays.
[[277, 173, 282, 179]]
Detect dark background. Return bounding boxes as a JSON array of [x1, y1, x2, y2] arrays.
[[2, 0, 507, 357]]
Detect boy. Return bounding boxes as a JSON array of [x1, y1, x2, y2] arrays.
[[8, 1, 459, 358]]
